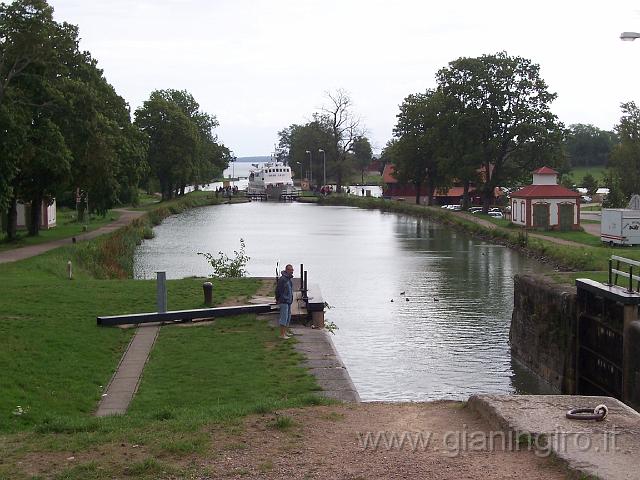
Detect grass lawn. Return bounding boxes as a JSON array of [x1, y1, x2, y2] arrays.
[[568, 165, 608, 184], [0, 208, 121, 252], [582, 205, 602, 212], [531, 229, 604, 247], [0, 205, 325, 479]]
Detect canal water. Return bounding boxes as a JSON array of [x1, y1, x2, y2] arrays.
[[134, 202, 550, 401]]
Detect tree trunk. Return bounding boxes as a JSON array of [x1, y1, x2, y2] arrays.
[[462, 180, 470, 210], [482, 188, 492, 213], [425, 177, 435, 206], [7, 194, 17, 241], [414, 181, 422, 205], [28, 196, 42, 236]]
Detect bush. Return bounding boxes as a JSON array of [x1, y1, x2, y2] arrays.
[[198, 238, 250, 278]]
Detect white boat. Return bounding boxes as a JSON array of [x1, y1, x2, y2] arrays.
[[247, 160, 299, 200]]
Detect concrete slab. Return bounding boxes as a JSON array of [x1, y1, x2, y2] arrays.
[[469, 394, 640, 480], [95, 324, 160, 417]]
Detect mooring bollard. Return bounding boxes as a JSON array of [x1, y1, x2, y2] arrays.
[[203, 281, 213, 306], [67, 260, 73, 280], [156, 271, 167, 313]]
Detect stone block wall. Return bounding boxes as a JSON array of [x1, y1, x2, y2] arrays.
[[510, 274, 578, 393]]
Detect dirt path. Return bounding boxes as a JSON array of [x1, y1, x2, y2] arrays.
[[0, 208, 145, 264], [200, 403, 567, 479]]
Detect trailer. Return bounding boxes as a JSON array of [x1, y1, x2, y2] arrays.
[[601, 208, 640, 246]]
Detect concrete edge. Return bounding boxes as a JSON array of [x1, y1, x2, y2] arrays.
[[318, 329, 361, 403], [467, 395, 600, 480]]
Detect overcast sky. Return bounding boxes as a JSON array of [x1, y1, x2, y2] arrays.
[[49, 0, 640, 157]]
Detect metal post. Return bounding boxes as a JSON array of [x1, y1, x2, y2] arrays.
[[303, 270, 308, 301], [67, 260, 73, 280], [203, 281, 213, 306], [608, 259, 613, 286], [300, 263, 304, 291], [156, 271, 167, 313], [629, 266, 634, 293]]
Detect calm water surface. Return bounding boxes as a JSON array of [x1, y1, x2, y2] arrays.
[[134, 202, 549, 401]]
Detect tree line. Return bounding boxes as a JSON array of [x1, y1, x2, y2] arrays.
[[0, 0, 229, 239]]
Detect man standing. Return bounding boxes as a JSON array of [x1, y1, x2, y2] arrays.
[[275, 264, 294, 339]]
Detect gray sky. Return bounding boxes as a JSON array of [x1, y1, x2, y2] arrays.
[[50, 0, 640, 157]]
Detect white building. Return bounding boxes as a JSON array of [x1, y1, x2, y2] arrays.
[[510, 167, 581, 231], [16, 200, 57, 230]]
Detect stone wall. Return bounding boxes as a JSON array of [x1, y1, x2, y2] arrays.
[[510, 274, 578, 393]]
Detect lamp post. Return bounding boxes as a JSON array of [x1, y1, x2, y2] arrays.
[[305, 150, 313, 185], [231, 155, 236, 181], [318, 149, 326, 187], [620, 31, 640, 41]]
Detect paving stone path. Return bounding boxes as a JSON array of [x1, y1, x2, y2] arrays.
[[95, 323, 160, 416]]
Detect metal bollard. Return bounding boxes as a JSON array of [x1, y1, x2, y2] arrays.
[[156, 271, 167, 313], [203, 281, 213, 306], [67, 260, 73, 280]]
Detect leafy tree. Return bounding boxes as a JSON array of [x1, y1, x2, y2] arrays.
[[565, 124, 617, 167], [436, 52, 565, 211], [581, 173, 598, 195], [352, 136, 372, 183], [609, 101, 640, 201], [135, 89, 227, 200], [602, 171, 627, 208], [392, 90, 449, 205], [277, 114, 335, 185]]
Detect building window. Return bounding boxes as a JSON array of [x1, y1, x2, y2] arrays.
[[513, 201, 517, 221], [520, 201, 525, 221]]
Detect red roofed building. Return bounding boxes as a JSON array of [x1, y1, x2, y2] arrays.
[[510, 167, 580, 230], [382, 163, 501, 204]]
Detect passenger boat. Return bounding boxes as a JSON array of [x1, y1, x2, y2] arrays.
[[247, 160, 299, 200]]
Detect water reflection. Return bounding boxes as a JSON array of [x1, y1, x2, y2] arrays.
[[134, 202, 549, 401]]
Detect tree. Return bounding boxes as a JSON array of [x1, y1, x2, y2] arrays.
[[581, 173, 598, 195], [322, 89, 364, 192], [436, 52, 565, 211], [135, 89, 227, 200], [352, 136, 372, 184], [277, 114, 334, 185], [392, 90, 449, 205], [565, 124, 617, 167], [609, 101, 640, 201]]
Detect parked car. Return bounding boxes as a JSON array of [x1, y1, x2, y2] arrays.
[[488, 211, 504, 219], [468, 207, 483, 213], [581, 195, 592, 203]]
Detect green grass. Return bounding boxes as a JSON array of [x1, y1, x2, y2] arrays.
[[0, 192, 326, 479], [568, 165, 608, 184], [0, 208, 121, 252], [582, 205, 602, 211]]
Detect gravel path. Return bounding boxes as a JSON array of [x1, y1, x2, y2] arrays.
[[0, 208, 145, 264]]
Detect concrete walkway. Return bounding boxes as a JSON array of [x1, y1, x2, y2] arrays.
[[288, 322, 360, 402], [95, 323, 160, 416], [469, 394, 640, 480], [0, 208, 146, 264]]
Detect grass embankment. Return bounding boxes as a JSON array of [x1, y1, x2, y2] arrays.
[[0, 191, 324, 479], [318, 196, 640, 284], [0, 208, 121, 252], [568, 165, 607, 184]]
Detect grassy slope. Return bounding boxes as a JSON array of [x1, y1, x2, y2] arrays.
[[0, 192, 325, 479], [568, 165, 607, 184]]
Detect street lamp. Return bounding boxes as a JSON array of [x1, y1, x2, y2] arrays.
[[305, 150, 313, 185], [318, 149, 326, 187], [620, 32, 640, 41], [231, 155, 236, 180]]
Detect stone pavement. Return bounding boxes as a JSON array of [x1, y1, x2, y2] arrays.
[[95, 323, 160, 416], [469, 394, 640, 480], [0, 208, 145, 264]]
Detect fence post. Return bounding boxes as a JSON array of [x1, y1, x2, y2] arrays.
[[156, 271, 167, 313]]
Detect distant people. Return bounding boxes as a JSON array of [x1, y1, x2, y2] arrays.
[[275, 264, 295, 339], [361, 188, 364, 196]]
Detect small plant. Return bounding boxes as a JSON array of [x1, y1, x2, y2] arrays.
[[198, 238, 250, 278], [269, 415, 296, 430], [324, 319, 339, 335]]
